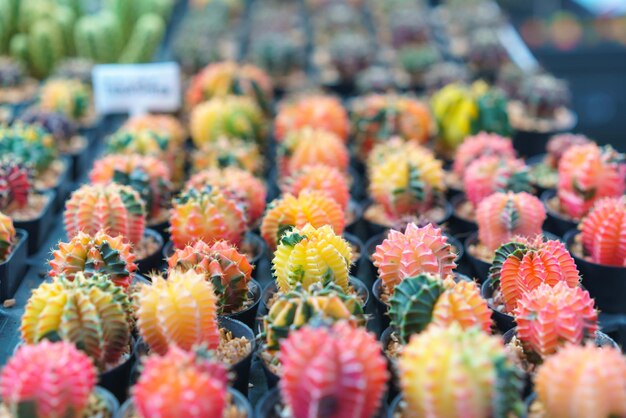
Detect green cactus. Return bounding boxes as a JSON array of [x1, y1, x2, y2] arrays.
[[119, 13, 165, 64], [472, 87, 512, 137], [74, 12, 123, 64], [107, 0, 134, 40], [27, 20, 65, 79]]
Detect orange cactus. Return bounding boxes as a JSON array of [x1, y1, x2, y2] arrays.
[[515, 282, 597, 357], [281, 164, 350, 210], [580, 196, 626, 266], [452, 132, 516, 178], [476, 191, 546, 251], [464, 155, 530, 207], [275, 94, 350, 143], [432, 278, 492, 333], [277, 127, 349, 177], [261, 191, 345, 249]]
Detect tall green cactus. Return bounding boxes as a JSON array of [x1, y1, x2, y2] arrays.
[[119, 13, 165, 64], [27, 20, 65, 78], [107, 0, 134, 41], [75, 11, 123, 63]]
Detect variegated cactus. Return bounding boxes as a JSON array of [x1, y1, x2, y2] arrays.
[[49, 230, 137, 290], [280, 322, 388, 418], [277, 127, 349, 176], [545, 133, 591, 169], [476, 191, 546, 251], [189, 96, 265, 147], [452, 132, 516, 178], [275, 94, 349, 143], [122, 113, 186, 148], [186, 167, 266, 226], [64, 183, 146, 245], [373, 223, 457, 293], [399, 325, 524, 418], [282, 164, 350, 210], [0, 341, 97, 418], [389, 274, 491, 343], [464, 155, 530, 208], [264, 283, 366, 351], [261, 191, 345, 249], [191, 136, 263, 175], [534, 344, 626, 418], [557, 143, 625, 219], [580, 196, 626, 266], [272, 224, 352, 293], [0, 211, 15, 261], [515, 282, 597, 357], [167, 240, 253, 314], [39, 79, 91, 121], [170, 187, 247, 249], [136, 269, 220, 355], [133, 345, 230, 418], [21, 272, 131, 371], [0, 160, 31, 211], [0, 123, 57, 174], [489, 236, 580, 312], [90, 154, 172, 221]]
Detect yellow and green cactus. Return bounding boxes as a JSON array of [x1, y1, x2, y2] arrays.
[[39, 78, 91, 122], [0, 123, 57, 174], [191, 136, 263, 176], [0, 211, 15, 261]]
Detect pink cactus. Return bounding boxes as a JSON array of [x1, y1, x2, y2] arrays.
[[580, 196, 626, 266], [464, 155, 529, 208], [452, 132, 515, 178]]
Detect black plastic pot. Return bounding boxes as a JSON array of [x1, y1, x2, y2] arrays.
[[345, 199, 364, 239], [99, 340, 137, 403], [14, 190, 56, 256], [565, 230, 626, 314], [526, 154, 554, 198], [380, 326, 400, 403], [0, 229, 28, 301], [220, 317, 256, 396], [449, 194, 477, 236], [95, 386, 120, 418], [136, 229, 165, 275], [388, 394, 401, 418], [220, 279, 261, 329], [512, 111, 576, 159], [464, 232, 491, 282], [66, 136, 91, 182], [541, 189, 577, 238], [481, 277, 515, 334]]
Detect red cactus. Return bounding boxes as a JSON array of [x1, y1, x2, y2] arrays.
[[580, 196, 626, 266], [0, 160, 31, 211], [452, 132, 516, 178]]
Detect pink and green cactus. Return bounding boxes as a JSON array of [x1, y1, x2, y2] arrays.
[[464, 155, 530, 208], [579, 196, 626, 266], [0, 211, 16, 261]]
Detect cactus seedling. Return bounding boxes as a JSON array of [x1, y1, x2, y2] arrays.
[[373, 223, 457, 294], [133, 345, 231, 418], [272, 224, 352, 293], [398, 325, 524, 418], [39, 79, 91, 122], [0, 341, 97, 418], [278, 127, 350, 176], [464, 155, 531, 208], [452, 132, 516, 179], [21, 272, 131, 371], [534, 344, 626, 418], [282, 164, 350, 210], [64, 183, 146, 245], [169, 186, 247, 249], [0, 160, 31, 211], [280, 322, 388, 418], [136, 269, 220, 355], [0, 211, 15, 261], [579, 196, 626, 266]]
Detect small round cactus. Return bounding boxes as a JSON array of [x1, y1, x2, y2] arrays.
[[399, 325, 524, 418], [373, 223, 457, 293], [579, 196, 626, 266], [167, 240, 253, 314], [467, 28, 509, 75], [515, 282, 597, 357], [21, 272, 131, 371], [281, 164, 350, 210], [264, 283, 366, 351], [49, 230, 137, 290], [280, 322, 389, 418], [0, 123, 57, 174], [452, 132, 516, 179], [191, 136, 263, 175], [133, 345, 230, 418], [328, 32, 373, 82], [90, 154, 172, 222], [489, 236, 580, 313], [557, 143, 625, 219], [0, 211, 15, 261], [275, 94, 349, 143], [545, 133, 591, 169], [389, 274, 491, 343], [64, 183, 146, 245], [261, 191, 345, 250], [534, 344, 626, 418], [476, 191, 546, 251], [169, 187, 247, 249], [122, 113, 186, 148], [249, 32, 305, 82], [39, 79, 91, 122], [517, 73, 570, 120], [278, 127, 349, 176], [186, 167, 266, 226], [272, 224, 352, 293], [17, 108, 79, 145], [0, 160, 31, 211], [136, 269, 220, 355], [0, 341, 97, 418], [464, 155, 530, 208]]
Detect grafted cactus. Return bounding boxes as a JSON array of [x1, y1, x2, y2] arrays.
[[282, 164, 350, 210], [272, 224, 352, 293], [0, 123, 57, 174], [373, 223, 457, 293], [452, 132, 516, 178], [557, 143, 625, 219], [399, 325, 524, 418], [49, 230, 137, 290], [534, 344, 626, 418], [0, 211, 15, 261], [0, 160, 31, 211], [261, 191, 345, 249], [169, 187, 247, 248], [64, 183, 146, 245], [278, 127, 349, 176], [0, 341, 97, 418], [489, 236, 580, 312], [167, 240, 253, 314], [90, 154, 172, 221], [137, 269, 220, 355], [133, 345, 230, 418], [186, 167, 266, 226], [280, 322, 389, 418], [191, 136, 263, 175], [275, 94, 349, 143], [580, 196, 626, 266], [122, 113, 186, 148], [515, 282, 597, 357], [464, 156, 530, 208], [545, 133, 591, 169], [21, 272, 131, 371], [476, 191, 546, 251], [389, 274, 491, 343], [39, 79, 91, 121], [264, 284, 366, 351]]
